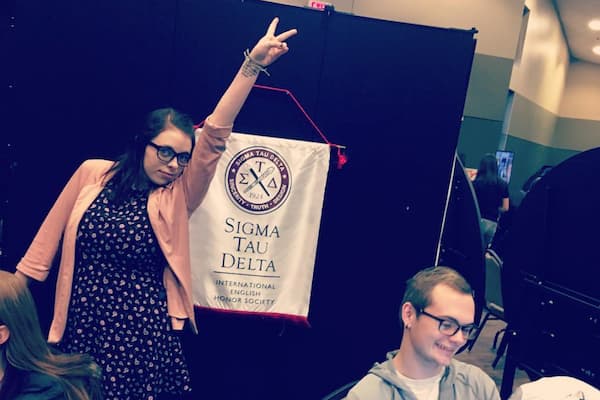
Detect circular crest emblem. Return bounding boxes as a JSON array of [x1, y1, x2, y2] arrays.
[[225, 146, 291, 214]]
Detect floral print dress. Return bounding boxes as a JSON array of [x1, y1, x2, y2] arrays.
[[59, 183, 192, 400]]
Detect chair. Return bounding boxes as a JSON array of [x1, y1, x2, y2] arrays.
[[321, 379, 360, 400], [468, 248, 507, 365]]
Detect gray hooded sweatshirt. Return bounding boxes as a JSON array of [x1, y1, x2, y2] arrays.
[[344, 350, 500, 400]]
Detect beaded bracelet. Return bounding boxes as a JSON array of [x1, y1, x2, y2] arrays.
[[243, 49, 270, 77]]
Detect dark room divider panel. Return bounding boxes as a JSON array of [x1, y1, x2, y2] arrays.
[[6, 1, 477, 398], [500, 149, 600, 396]]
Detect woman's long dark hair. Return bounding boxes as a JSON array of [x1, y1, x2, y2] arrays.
[[0, 271, 103, 400], [474, 153, 502, 186], [104, 107, 196, 203]]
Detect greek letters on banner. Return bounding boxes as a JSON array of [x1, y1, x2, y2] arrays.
[[189, 132, 330, 325]]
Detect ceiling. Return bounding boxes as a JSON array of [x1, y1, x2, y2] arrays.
[[554, 0, 600, 65]]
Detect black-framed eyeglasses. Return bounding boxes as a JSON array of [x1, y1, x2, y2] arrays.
[[147, 142, 191, 167], [419, 309, 477, 340]]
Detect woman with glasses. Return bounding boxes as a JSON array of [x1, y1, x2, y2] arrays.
[[345, 266, 500, 400], [0, 270, 102, 400], [14, 17, 297, 400]]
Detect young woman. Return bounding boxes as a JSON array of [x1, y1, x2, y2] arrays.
[[0, 270, 102, 400], [472, 153, 510, 248], [15, 17, 297, 399]]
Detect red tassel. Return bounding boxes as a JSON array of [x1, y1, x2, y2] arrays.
[[336, 147, 348, 170]]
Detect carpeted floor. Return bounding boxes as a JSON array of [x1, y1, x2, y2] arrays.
[[455, 318, 530, 397]]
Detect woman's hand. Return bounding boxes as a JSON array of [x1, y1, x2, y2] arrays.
[[208, 17, 298, 127], [248, 17, 298, 67]]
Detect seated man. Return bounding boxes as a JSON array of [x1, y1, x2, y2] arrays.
[[345, 266, 500, 400]]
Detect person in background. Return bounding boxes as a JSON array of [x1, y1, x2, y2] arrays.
[[472, 153, 509, 248], [0, 270, 102, 400], [344, 266, 500, 400], [14, 17, 297, 400]]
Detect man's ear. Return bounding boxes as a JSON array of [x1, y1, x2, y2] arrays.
[[401, 302, 417, 328], [0, 324, 10, 345]]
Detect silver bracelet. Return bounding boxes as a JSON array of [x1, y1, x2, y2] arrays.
[[243, 49, 270, 77]]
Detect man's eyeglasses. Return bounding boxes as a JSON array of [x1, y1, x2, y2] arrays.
[[147, 142, 191, 167], [419, 309, 478, 340]]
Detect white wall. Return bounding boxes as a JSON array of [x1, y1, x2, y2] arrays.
[[510, 0, 570, 115], [350, 0, 524, 59], [559, 60, 600, 120]]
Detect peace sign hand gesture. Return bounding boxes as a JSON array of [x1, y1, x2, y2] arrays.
[[208, 17, 298, 127], [248, 17, 298, 67]]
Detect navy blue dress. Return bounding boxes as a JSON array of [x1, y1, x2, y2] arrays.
[[59, 183, 192, 399]]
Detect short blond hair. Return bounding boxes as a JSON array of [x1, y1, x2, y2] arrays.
[[401, 266, 473, 311]]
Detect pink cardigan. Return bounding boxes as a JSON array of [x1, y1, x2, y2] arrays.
[[17, 116, 231, 343]]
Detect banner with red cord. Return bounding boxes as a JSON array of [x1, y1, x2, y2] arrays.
[[189, 131, 330, 325]]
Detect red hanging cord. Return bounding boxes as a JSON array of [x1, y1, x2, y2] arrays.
[[253, 84, 347, 169], [194, 85, 348, 169]]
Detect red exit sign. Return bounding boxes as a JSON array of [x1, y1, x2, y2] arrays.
[[307, 1, 331, 11]]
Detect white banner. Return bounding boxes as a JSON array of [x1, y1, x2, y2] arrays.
[[189, 132, 330, 324]]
